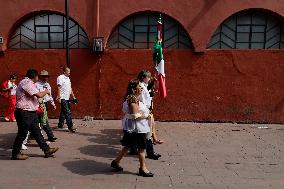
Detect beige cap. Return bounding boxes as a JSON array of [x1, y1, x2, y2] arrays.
[[40, 70, 49, 76]]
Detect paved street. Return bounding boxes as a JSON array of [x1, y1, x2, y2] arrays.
[[0, 120, 284, 189]]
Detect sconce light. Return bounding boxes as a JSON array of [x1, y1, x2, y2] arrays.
[[93, 37, 104, 53]]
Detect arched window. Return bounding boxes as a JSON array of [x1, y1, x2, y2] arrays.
[[107, 12, 192, 49], [207, 10, 284, 49], [9, 13, 89, 49]]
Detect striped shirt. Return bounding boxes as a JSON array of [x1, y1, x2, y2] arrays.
[[16, 77, 39, 111]]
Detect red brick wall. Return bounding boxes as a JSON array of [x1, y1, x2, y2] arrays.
[[0, 0, 284, 123]]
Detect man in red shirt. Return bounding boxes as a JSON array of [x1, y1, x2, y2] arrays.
[[11, 69, 59, 160]]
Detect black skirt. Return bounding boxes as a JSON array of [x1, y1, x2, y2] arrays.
[[120, 130, 147, 149]]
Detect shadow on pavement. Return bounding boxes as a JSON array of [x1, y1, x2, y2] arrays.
[[79, 144, 120, 158], [62, 159, 137, 176], [0, 133, 15, 160], [78, 129, 123, 158]]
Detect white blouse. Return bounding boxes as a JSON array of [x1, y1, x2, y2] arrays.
[[122, 100, 150, 133]]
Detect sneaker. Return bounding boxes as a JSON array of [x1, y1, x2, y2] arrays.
[[4, 117, 10, 122], [44, 147, 59, 158], [21, 144, 28, 150], [46, 141, 51, 145], [12, 119, 16, 122], [57, 127, 68, 131], [11, 153, 29, 160], [111, 160, 123, 172]]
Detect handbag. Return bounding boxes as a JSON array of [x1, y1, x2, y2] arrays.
[[36, 103, 44, 115]]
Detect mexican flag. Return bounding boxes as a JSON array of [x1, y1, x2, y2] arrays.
[[153, 16, 167, 98]]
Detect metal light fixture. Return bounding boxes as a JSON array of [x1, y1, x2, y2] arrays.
[[93, 37, 104, 53]]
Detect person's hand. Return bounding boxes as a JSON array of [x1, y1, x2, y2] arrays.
[[72, 98, 78, 105], [52, 104, 56, 110], [56, 96, 61, 104], [45, 90, 51, 95]]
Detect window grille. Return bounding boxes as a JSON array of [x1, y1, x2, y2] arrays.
[[208, 11, 284, 49], [9, 13, 89, 49], [107, 13, 192, 49]]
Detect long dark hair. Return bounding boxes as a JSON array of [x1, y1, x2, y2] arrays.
[[124, 79, 140, 100]]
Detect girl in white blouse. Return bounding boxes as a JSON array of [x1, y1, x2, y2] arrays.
[[111, 79, 154, 177]]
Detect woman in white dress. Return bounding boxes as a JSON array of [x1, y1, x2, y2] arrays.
[[111, 79, 154, 177]]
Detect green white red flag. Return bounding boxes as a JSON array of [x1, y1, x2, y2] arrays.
[[153, 15, 167, 98]]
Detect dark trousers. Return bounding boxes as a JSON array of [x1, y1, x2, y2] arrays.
[[39, 102, 54, 139], [58, 99, 73, 129], [130, 138, 155, 156], [12, 109, 49, 156], [146, 138, 154, 155]]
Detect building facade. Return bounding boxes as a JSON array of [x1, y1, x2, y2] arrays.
[[0, 0, 284, 123]]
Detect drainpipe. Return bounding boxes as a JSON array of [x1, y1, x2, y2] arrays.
[[65, 0, 70, 67]]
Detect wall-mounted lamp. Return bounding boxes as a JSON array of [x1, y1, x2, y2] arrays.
[[93, 37, 104, 53]]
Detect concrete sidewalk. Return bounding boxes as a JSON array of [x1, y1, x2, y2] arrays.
[[0, 120, 284, 189]]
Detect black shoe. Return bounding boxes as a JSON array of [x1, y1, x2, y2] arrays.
[[48, 137, 57, 142], [154, 152, 161, 158], [138, 168, 154, 177], [111, 160, 123, 172], [146, 153, 160, 160], [68, 128, 77, 133]]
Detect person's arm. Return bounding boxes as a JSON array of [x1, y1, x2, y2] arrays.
[[22, 81, 50, 98], [1, 87, 10, 91], [56, 76, 62, 103], [2, 81, 11, 91], [56, 85, 61, 103], [48, 84, 56, 109], [34, 90, 50, 98], [129, 103, 139, 114], [71, 89, 76, 99]]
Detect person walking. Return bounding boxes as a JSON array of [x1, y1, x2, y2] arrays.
[[111, 79, 154, 177], [56, 66, 77, 132], [138, 70, 164, 145], [1, 74, 18, 122], [11, 69, 59, 160], [35, 70, 57, 142]]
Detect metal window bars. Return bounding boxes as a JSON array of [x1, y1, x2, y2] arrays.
[[9, 13, 90, 49], [107, 13, 192, 49], [207, 11, 284, 49]]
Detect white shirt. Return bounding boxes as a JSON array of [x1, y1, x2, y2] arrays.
[[140, 82, 152, 109], [57, 74, 71, 100], [35, 81, 55, 105], [8, 81, 17, 95], [122, 100, 150, 133]]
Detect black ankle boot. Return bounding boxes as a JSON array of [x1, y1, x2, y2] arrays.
[[138, 168, 154, 177]]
